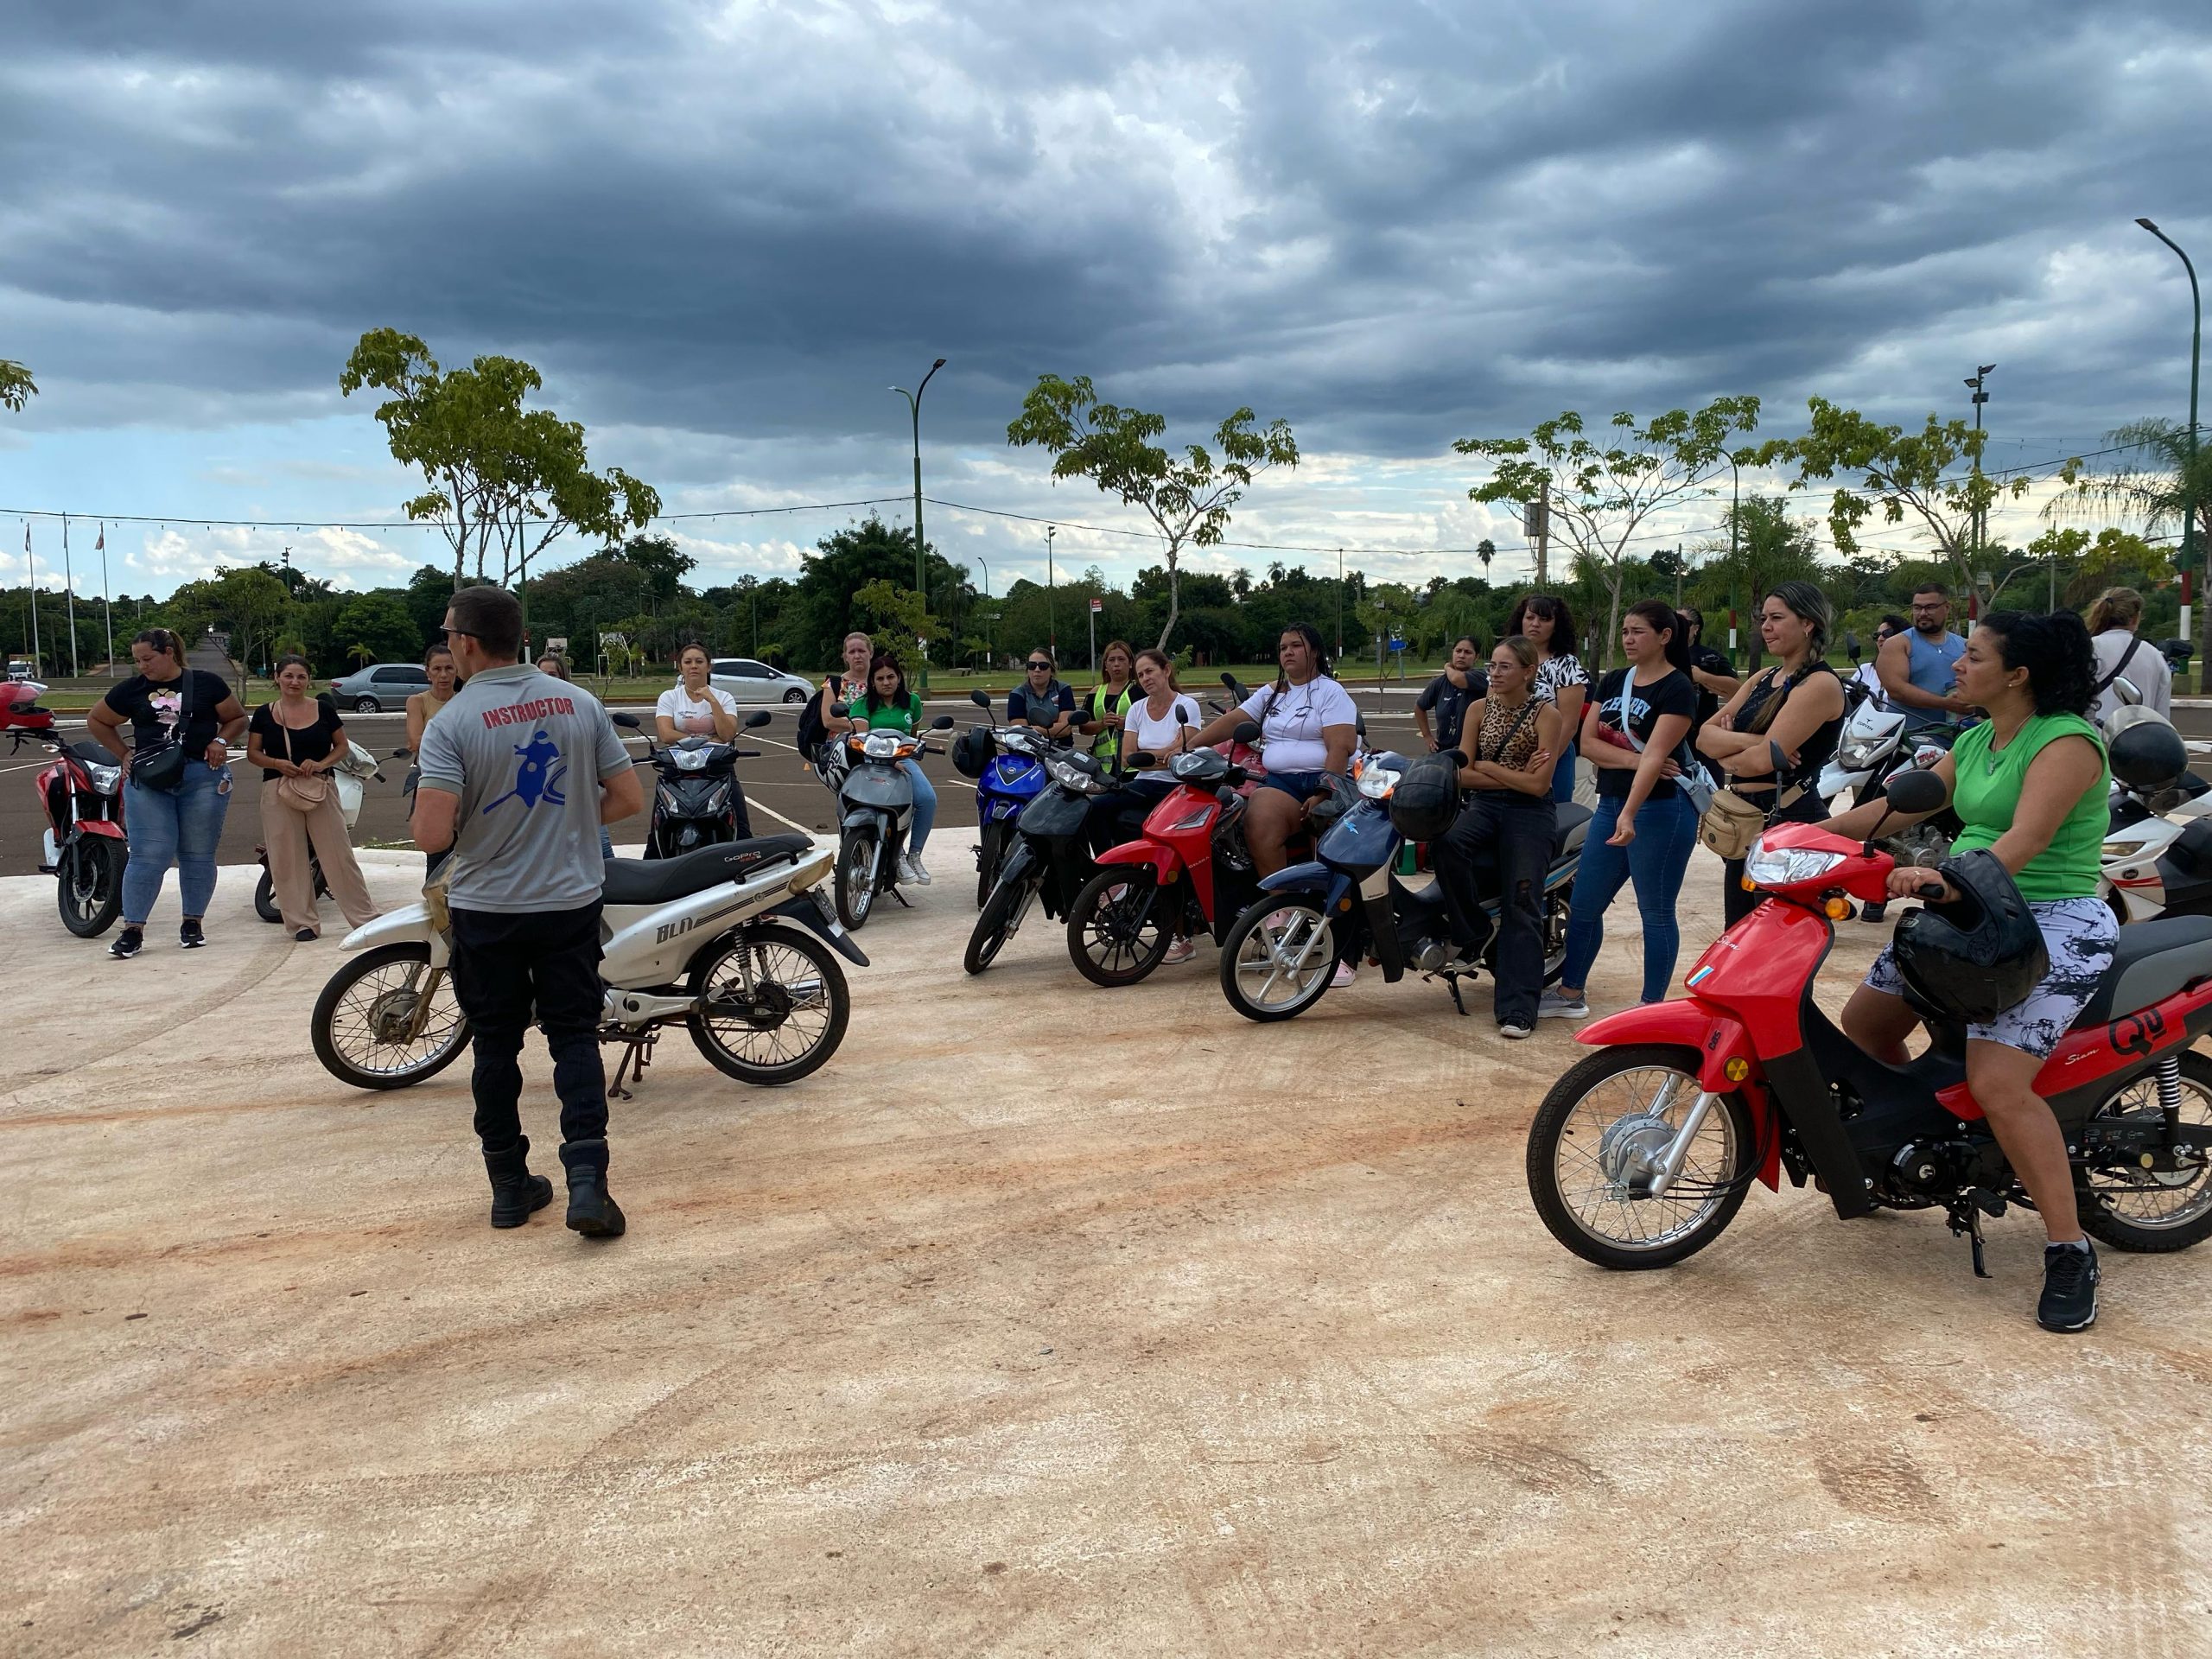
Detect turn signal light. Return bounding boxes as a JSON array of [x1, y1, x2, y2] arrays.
[[1825, 897, 1852, 919], [1739, 875, 1756, 891], [1724, 1057, 1751, 1083]]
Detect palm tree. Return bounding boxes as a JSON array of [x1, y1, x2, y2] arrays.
[[347, 641, 375, 669], [2059, 418, 2211, 545], [1476, 538, 1496, 582]]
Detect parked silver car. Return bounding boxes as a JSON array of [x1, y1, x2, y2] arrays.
[[710, 658, 815, 704], [327, 661, 430, 712]]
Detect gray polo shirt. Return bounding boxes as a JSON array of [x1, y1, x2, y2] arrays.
[[416, 663, 632, 913]]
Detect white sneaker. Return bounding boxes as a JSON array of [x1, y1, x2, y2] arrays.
[[1537, 988, 1590, 1020], [1332, 961, 1358, 988], [901, 853, 931, 886], [1498, 1021, 1534, 1039], [1163, 937, 1198, 965]]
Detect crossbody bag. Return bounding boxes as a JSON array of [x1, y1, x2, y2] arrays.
[[1594, 676, 1714, 817], [129, 671, 195, 794], [273, 708, 334, 813], [1696, 665, 1818, 861]]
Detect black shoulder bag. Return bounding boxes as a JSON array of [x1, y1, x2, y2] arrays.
[[129, 671, 195, 794]]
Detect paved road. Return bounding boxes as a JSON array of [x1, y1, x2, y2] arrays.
[[0, 694, 1443, 880]]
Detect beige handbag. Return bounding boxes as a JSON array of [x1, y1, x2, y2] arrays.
[[1696, 666, 1811, 860], [273, 711, 334, 812]]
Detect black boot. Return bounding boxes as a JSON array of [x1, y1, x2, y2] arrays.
[[483, 1136, 554, 1229], [561, 1137, 626, 1238]]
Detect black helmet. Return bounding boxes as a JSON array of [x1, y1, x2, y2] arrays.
[[2109, 715, 2188, 792], [1387, 751, 1463, 843], [1891, 849, 2047, 1024], [951, 727, 993, 779]]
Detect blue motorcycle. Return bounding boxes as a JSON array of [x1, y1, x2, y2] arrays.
[[1217, 749, 1587, 1022], [959, 688, 1049, 907]]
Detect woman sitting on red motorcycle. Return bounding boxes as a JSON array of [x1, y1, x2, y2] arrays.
[[1821, 610, 2113, 1333], [1096, 646, 1205, 962]]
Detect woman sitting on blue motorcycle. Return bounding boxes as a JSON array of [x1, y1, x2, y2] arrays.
[[838, 652, 938, 887], [1822, 610, 2113, 1333], [1432, 635, 1566, 1039]]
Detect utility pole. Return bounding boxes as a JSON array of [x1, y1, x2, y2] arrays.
[[23, 521, 40, 675], [99, 523, 113, 676], [1966, 364, 1995, 569], [1672, 544, 1684, 608], [62, 514, 79, 678], [1046, 525, 1058, 658], [1335, 547, 1344, 662], [1528, 479, 1550, 588]]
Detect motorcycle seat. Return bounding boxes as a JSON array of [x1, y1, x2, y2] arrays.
[[1554, 802, 1592, 855], [2069, 916, 2212, 1031], [601, 835, 814, 906]]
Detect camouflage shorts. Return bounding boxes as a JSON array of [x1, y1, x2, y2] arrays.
[[1866, 895, 2117, 1058]]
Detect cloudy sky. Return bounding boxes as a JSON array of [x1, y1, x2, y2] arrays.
[[3, 0, 2207, 604]]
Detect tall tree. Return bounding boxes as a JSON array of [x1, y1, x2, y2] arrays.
[[1688, 496, 1824, 668], [1007, 374, 1298, 652], [339, 328, 658, 592], [1763, 397, 2066, 596], [1457, 397, 1760, 665]]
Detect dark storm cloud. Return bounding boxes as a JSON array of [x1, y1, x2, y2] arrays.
[[3, 0, 2208, 470]]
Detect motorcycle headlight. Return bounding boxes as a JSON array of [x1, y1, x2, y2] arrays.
[[1356, 761, 1403, 800], [87, 761, 122, 795], [2102, 838, 2147, 861], [672, 747, 709, 772], [1836, 739, 1883, 770], [863, 731, 903, 759], [1743, 836, 1847, 888]]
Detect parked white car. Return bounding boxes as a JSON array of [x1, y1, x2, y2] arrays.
[[710, 658, 815, 704]]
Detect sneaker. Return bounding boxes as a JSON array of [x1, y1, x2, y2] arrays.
[[1498, 1021, 1534, 1039], [1163, 937, 1198, 965], [1859, 900, 1888, 924], [1537, 988, 1590, 1020], [907, 853, 931, 887], [294, 929, 318, 943], [2037, 1239, 2100, 1332], [178, 918, 207, 950], [1331, 961, 1358, 988], [110, 927, 144, 961]]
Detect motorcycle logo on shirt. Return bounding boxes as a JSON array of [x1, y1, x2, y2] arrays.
[[481, 728, 569, 815]]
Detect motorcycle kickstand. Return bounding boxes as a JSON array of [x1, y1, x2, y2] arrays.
[[1440, 972, 1468, 1016], [1944, 1194, 1993, 1279], [606, 1030, 658, 1101]]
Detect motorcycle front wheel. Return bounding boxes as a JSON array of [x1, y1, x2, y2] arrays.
[[311, 942, 471, 1090], [835, 829, 878, 930], [964, 874, 1034, 975], [976, 820, 1003, 910], [1066, 867, 1174, 987], [57, 837, 124, 938], [1218, 895, 1337, 1022], [254, 867, 282, 923], [1526, 1044, 1757, 1270], [2077, 1050, 2212, 1252], [687, 925, 849, 1085]]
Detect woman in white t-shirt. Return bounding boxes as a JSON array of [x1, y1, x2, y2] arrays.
[[655, 643, 741, 745], [1090, 647, 1207, 960], [1187, 623, 1358, 876]]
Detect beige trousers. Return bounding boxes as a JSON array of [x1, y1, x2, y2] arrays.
[[260, 789, 378, 935]]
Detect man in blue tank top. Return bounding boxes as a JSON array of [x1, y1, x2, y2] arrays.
[[1877, 581, 1971, 734]]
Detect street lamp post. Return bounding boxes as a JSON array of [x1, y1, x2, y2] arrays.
[[890, 357, 947, 688], [1965, 365, 1995, 569], [1045, 525, 1058, 658], [2139, 219, 2202, 678]]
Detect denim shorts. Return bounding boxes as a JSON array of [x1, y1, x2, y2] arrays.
[[1865, 895, 2117, 1058], [1258, 769, 1334, 801]]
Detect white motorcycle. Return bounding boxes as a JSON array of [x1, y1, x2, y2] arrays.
[[2100, 700, 2212, 923], [1815, 679, 1961, 869], [310, 836, 864, 1095]]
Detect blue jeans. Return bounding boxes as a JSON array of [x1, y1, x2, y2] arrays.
[[1549, 741, 1579, 803], [123, 761, 232, 925], [1560, 792, 1698, 1004], [899, 758, 938, 853]]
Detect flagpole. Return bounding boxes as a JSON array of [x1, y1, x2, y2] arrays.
[[62, 513, 79, 678], [23, 522, 40, 676], [99, 524, 114, 677]]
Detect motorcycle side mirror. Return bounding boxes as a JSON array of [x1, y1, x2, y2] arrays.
[[969, 688, 992, 709], [744, 709, 772, 729], [829, 702, 849, 720], [1176, 706, 1193, 725], [2113, 677, 2143, 707], [1846, 633, 1861, 664], [1129, 751, 1156, 769], [390, 746, 412, 760], [1882, 767, 1948, 817], [611, 711, 641, 729], [1355, 714, 1368, 738], [1233, 721, 1262, 745], [930, 715, 955, 730]]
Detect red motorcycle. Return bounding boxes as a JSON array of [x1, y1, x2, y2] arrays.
[[1527, 770, 2212, 1276], [9, 684, 128, 938]]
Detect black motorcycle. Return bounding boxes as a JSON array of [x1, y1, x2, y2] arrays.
[[963, 735, 1114, 975], [820, 706, 957, 929], [644, 709, 772, 859]]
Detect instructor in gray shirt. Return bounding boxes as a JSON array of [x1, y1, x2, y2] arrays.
[[414, 584, 644, 1239]]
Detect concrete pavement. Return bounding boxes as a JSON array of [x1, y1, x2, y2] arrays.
[[3, 838, 2209, 1654]]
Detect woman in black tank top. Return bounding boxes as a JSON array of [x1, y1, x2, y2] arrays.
[[1433, 637, 1568, 1037], [1696, 583, 1848, 926]]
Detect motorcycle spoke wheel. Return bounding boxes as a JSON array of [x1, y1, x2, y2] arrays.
[[963, 875, 1032, 975], [311, 943, 470, 1090], [688, 927, 849, 1085], [57, 839, 124, 938], [976, 822, 1001, 910], [1218, 899, 1336, 1022], [836, 831, 877, 929], [1067, 868, 1173, 988], [254, 868, 283, 923], [1526, 1045, 1756, 1270], [2079, 1052, 2212, 1252], [1541, 880, 1573, 985]]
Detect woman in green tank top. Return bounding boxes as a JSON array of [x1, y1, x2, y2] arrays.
[[1822, 611, 2116, 1332]]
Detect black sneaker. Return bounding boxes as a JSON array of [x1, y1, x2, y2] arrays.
[[179, 918, 206, 949], [2037, 1240, 2100, 1332], [110, 927, 144, 960], [1859, 900, 1888, 923]]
